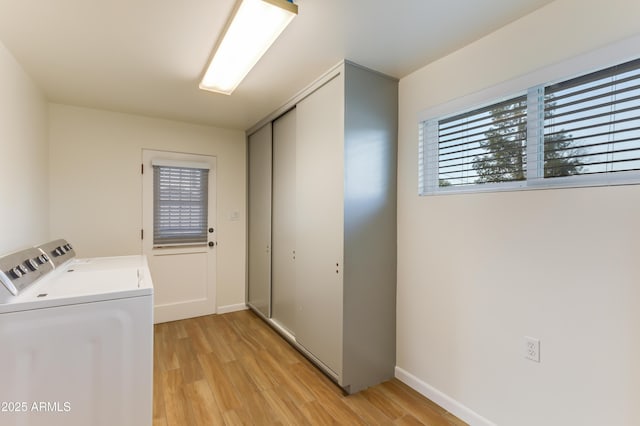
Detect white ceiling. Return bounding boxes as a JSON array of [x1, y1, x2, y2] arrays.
[[0, 0, 553, 130]]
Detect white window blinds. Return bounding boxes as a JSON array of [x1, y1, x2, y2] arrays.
[[153, 164, 209, 245], [434, 95, 528, 188], [420, 57, 640, 195], [543, 58, 640, 178]]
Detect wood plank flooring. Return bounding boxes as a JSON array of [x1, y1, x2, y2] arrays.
[[153, 309, 467, 426]]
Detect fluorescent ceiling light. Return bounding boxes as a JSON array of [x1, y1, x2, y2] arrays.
[[199, 0, 298, 95]]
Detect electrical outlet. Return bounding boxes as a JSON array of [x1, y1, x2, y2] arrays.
[[524, 336, 540, 362]]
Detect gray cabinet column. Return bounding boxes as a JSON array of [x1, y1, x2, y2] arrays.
[[271, 108, 297, 334], [295, 75, 345, 377], [247, 123, 272, 317]]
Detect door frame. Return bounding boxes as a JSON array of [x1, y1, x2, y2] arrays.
[[141, 149, 218, 323]]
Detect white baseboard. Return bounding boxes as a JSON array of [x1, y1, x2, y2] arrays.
[[217, 303, 248, 314], [395, 366, 496, 426]]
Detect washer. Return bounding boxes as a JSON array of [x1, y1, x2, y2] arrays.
[[0, 239, 153, 426]]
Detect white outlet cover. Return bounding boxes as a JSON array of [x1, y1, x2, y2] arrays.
[[524, 336, 540, 362]]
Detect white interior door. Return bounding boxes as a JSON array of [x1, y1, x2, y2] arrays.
[[142, 149, 217, 323]]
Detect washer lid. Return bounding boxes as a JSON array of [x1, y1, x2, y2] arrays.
[[0, 255, 153, 314]]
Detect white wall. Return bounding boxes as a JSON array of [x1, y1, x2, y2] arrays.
[[0, 41, 49, 254], [48, 104, 246, 309], [397, 0, 640, 425]]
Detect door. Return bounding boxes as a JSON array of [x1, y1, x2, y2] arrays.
[[295, 75, 345, 375], [272, 108, 297, 334], [247, 124, 272, 317], [142, 149, 217, 323]]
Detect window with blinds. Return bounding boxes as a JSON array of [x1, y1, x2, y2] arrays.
[[436, 95, 527, 187], [153, 165, 209, 245], [420, 57, 640, 195], [544, 58, 640, 178]]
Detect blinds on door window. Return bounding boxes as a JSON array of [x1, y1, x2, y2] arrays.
[[153, 162, 209, 246]]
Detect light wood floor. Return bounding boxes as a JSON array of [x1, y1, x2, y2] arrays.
[[153, 309, 466, 426]]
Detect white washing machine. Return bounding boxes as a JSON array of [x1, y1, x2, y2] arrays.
[[0, 239, 153, 426]]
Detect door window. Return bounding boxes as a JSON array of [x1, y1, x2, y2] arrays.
[[152, 160, 209, 246]]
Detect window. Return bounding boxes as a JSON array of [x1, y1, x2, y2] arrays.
[[544, 59, 640, 178], [153, 161, 209, 246], [420, 57, 640, 195]]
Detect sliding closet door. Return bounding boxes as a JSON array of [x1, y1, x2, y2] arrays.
[[271, 108, 297, 335], [247, 124, 272, 317], [295, 75, 345, 376]]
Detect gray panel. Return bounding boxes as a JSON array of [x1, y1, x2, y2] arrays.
[[247, 124, 272, 317], [342, 62, 398, 392], [271, 108, 297, 334], [295, 75, 345, 376]]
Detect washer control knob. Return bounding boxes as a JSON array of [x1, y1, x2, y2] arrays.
[[10, 267, 23, 278], [18, 264, 28, 274], [41, 253, 50, 262], [64, 244, 73, 251], [54, 247, 64, 256], [26, 259, 39, 271]]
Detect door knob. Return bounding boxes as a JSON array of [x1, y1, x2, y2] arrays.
[[209, 228, 214, 233], [208, 241, 215, 247]]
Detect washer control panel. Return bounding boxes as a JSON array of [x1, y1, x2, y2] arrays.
[[0, 247, 55, 299], [36, 239, 76, 269], [0, 239, 77, 302]]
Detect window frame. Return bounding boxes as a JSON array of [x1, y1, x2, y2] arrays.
[[418, 35, 640, 196]]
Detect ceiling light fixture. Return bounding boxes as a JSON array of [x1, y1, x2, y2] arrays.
[[199, 0, 298, 95]]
